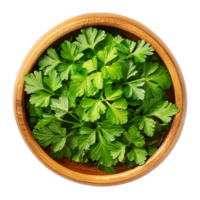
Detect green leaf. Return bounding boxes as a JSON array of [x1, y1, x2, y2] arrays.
[[92, 72, 103, 89], [30, 91, 52, 107], [100, 120, 123, 142], [124, 80, 145, 100], [69, 73, 96, 98], [57, 63, 77, 81], [97, 46, 118, 65], [77, 127, 97, 150], [91, 130, 116, 167], [113, 35, 123, 44], [50, 145, 72, 159], [106, 98, 128, 125], [121, 59, 137, 80], [27, 103, 43, 117], [128, 100, 142, 106], [81, 98, 107, 122], [139, 116, 156, 137], [35, 114, 56, 129], [38, 48, 62, 75], [105, 85, 123, 101], [75, 105, 89, 122], [158, 138, 165, 147], [102, 33, 114, 47], [24, 71, 44, 94], [147, 65, 172, 90], [115, 39, 154, 63], [72, 150, 82, 162], [66, 130, 78, 150], [127, 149, 135, 161], [29, 117, 38, 130], [33, 127, 61, 147], [110, 141, 126, 162], [146, 101, 179, 123], [134, 105, 143, 116], [61, 85, 76, 108], [61, 40, 84, 62], [154, 122, 170, 137], [101, 63, 122, 80], [48, 121, 66, 136], [98, 165, 117, 174], [43, 70, 62, 92], [83, 56, 98, 73], [51, 137, 67, 153], [129, 40, 154, 63], [134, 147, 148, 165], [50, 95, 69, 118], [143, 96, 163, 114], [148, 146, 157, 156], [123, 125, 145, 147], [125, 160, 137, 169], [74, 27, 106, 52], [115, 39, 136, 55], [127, 147, 148, 165], [143, 62, 169, 99]]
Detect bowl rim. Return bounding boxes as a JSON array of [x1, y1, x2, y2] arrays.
[[13, 13, 187, 186]]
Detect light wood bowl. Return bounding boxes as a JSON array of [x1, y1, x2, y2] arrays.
[[13, 13, 187, 186]]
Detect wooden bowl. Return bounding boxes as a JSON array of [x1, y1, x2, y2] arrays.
[[13, 13, 187, 186]]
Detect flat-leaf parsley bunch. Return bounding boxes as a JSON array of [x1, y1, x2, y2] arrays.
[[24, 27, 179, 173]]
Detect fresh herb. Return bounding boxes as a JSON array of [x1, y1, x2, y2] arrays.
[[24, 26, 179, 173]]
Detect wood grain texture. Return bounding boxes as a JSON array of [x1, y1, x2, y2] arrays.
[[13, 13, 187, 186]]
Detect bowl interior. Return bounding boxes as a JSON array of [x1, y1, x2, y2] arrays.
[[25, 25, 175, 175]]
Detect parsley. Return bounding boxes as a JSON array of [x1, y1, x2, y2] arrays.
[[24, 26, 179, 173]]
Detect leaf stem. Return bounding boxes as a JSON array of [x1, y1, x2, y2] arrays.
[[124, 78, 145, 85], [68, 111, 80, 122], [43, 87, 53, 94], [58, 118, 79, 125], [52, 93, 61, 97], [105, 100, 111, 106], [99, 89, 104, 100]]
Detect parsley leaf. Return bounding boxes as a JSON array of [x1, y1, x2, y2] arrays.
[[121, 59, 137, 80], [24, 71, 45, 94], [139, 116, 156, 137], [38, 48, 63, 75], [69, 73, 96, 98], [105, 85, 123, 101], [102, 63, 122, 80], [75, 27, 106, 52], [127, 147, 148, 165], [110, 141, 126, 162], [61, 41, 84, 62], [123, 125, 145, 147], [97, 46, 118, 65], [143, 62, 172, 99], [106, 98, 128, 125], [50, 95, 69, 118], [77, 127, 97, 150], [100, 120, 123, 142], [91, 130, 116, 167], [43, 70, 62, 92], [33, 121, 67, 152], [115, 39, 154, 62], [81, 98, 107, 122], [83, 56, 98, 73], [35, 114, 56, 129], [30, 91, 52, 107], [146, 101, 179, 123], [124, 80, 145, 100], [57, 63, 77, 81]]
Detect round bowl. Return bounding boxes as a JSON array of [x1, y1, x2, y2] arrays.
[[13, 13, 187, 186]]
